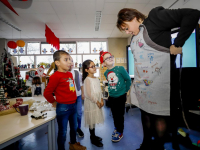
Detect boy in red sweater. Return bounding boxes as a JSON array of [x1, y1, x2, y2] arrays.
[[44, 50, 86, 150]]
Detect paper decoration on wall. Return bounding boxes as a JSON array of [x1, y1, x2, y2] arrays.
[[35, 66, 46, 77], [16, 40, 25, 47], [0, 0, 19, 16], [45, 24, 60, 50], [19, 47, 24, 54], [42, 48, 47, 54], [50, 48, 55, 54], [93, 47, 99, 53], [13, 49, 17, 54], [7, 41, 17, 49], [68, 48, 73, 53]]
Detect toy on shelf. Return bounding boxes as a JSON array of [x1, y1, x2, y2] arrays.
[[35, 66, 46, 77]]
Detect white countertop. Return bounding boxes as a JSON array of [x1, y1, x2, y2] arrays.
[[0, 96, 56, 145]]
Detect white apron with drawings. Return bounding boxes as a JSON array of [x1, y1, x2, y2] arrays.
[[130, 24, 170, 116]]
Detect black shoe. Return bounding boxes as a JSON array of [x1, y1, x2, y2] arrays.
[[77, 128, 84, 137], [94, 136, 102, 141], [136, 144, 151, 150], [90, 136, 103, 147]]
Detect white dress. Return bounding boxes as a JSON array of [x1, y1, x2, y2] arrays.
[[83, 77, 104, 129]]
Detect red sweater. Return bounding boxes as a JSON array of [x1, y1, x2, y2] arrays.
[[44, 71, 77, 104]]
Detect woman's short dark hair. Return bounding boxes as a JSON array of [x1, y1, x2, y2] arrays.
[[117, 8, 146, 31]]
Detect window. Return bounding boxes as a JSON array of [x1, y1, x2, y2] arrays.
[[94, 69, 99, 77], [8, 46, 26, 55], [83, 55, 100, 65], [18, 56, 34, 66], [77, 42, 90, 54], [41, 43, 56, 54], [12, 40, 107, 78], [36, 56, 53, 68], [60, 43, 76, 54], [91, 42, 107, 53], [27, 42, 40, 54], [71, 55, 82, 67]]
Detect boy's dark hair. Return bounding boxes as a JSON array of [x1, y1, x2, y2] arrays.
[[82, 59, 93, 82], [53, 50, 69, 71], [32, 76, 42, 85]]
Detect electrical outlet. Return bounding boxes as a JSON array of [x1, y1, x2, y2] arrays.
[[183, 0, 190, 5]]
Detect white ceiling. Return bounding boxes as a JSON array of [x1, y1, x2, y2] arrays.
[[0, 0, 196, 40]]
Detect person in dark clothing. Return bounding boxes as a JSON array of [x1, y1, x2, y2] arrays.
[[117, 6, 200, 150]]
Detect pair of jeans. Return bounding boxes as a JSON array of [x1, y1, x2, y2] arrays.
[[109, 93, 126, 133], [76, 95, 82, 129], [56, 102, 77, 150]]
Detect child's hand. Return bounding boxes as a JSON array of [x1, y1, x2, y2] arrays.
[[100, 98, 104, 108], [81, 94, 85, 100], [52, 101, 57, 108], [96, 101, 101, 109]]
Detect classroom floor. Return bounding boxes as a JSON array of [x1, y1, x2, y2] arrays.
[[2, 105, 200, 150]]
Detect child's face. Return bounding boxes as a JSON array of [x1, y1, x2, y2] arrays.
[[55, 54, 71, 71], [86, 61, 96, 74], [69, 57, 74, 71], [103, 53, 114, 66]]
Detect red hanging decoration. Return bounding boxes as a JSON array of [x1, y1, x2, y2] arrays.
[[7, 41, 17, 49], [0, 0, 19, 16], [45, 24, 60, 50]]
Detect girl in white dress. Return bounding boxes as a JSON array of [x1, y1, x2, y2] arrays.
[[82, 59, 104, 147]]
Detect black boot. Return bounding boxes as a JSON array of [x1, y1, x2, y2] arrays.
[[89, 128, 103, 147], [136, 144, 152, 150], [90, 136, 103, 147], [94, 136, 102, 141]]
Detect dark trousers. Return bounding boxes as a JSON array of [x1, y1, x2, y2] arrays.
[[109, 93, 126, 133], [56, 102, 77, 150]]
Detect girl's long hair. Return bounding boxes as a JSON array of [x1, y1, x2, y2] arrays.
[[82, 59, 93, 83], [32, 76, 41, 85]]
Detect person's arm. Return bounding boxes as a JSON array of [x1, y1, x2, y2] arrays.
[[41, 83, 44, 96], [31, 85, 35, 97], [47, 62, 55, 76], [120, 67, 131, 92], [81, 86, 84, 100], [78, 72, 84, 100], [84, 78, 98, 103], [43, 74, 59, 103], [150, 6, 200, 47]]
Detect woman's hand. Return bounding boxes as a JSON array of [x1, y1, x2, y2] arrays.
[[170, 45, 182, 55], [100, 98, 104, 108]]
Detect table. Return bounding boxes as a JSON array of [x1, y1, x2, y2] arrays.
[[0, 97, 56, 150]]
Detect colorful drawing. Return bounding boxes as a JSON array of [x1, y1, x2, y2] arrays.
[[152, 67, 162, 75], [143, 79, 153, 86], [67, 78, 75, 92]]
